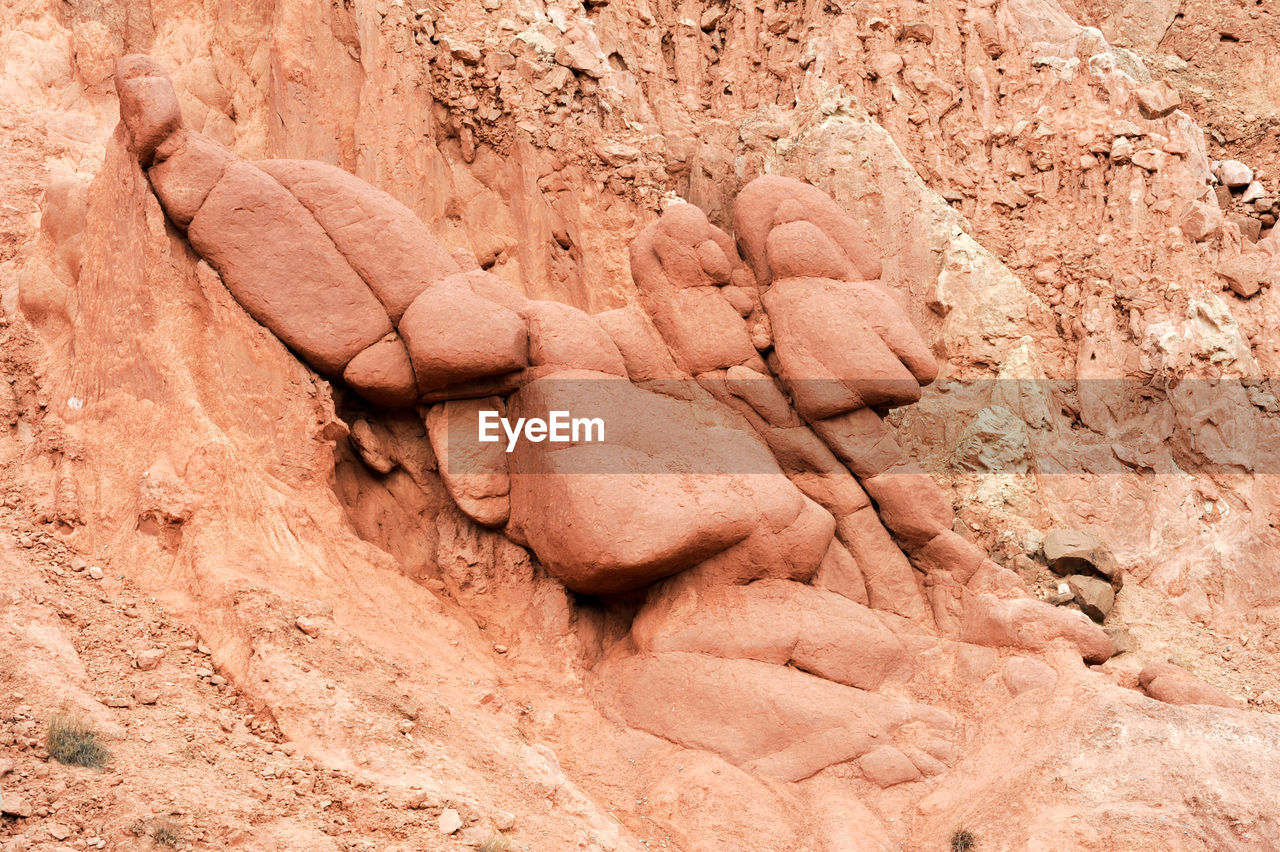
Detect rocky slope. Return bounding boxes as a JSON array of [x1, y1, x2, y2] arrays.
[[4, 0, 1280, 850]]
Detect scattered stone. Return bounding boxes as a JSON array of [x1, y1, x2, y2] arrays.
[[102, 696, 131, 708], [1043, 529, 1118, 581], [1131, 148, 1161, 171], [1180, 201, 1224, 242], [1229, 214, 1262, 244], [554, 43, 609, 78], [132, 688, 160, 705], [1067, 574, 1114, 622], [459, 826, 495, 847], [0, 758, 13, 776], [533, 65, 575, 94], [865, 52, 906, 78], [1134, 81, 1181, 119], [439, 807, 463, 835], [1109, 137, 1133, 164], [901, 21, 934, 43], [295, 616, 322, 638], [88, 566, 103, 580], [492, 643, 508, 654], [349, 421, 394, 474], [445, 38, 483, 66], [1, 792, 32, 817], [1217, 254, 1269, 296], [46, 823, 70, 841], [1242, 181, 1266, 204], [1216, 160, 1254, 188], [1215, 184, 1234, 209], [70, 557, 87, 572], [493, 811, 516, 832], [135, 648, 164, 671], [1047, 581, 1073, 605]]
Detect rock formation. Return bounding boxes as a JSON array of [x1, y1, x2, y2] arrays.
[[114, 54, 1118, 783], [7, 1, 1280, 848]]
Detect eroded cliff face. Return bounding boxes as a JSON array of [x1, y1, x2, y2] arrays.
[[5, 0, 1280, 850]]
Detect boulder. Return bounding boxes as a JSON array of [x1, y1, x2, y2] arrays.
[[1134, 81, 1181, 119], [1043, 529, 1118, 582], [505, 371, 812, 594], [1217, 253, 1270, 297], [522, 300, 627, 376], [1067, 574, 1114, 622], [1216, 160, 1254, 188], [861, 465, 955, 550], [114, 54, 184, 167], [424, 398, 512, 527], [188, 160, 393, 375], [1180, 201, 1224, 242], [148, 129, 234, 227], [734, 175, 882, 285], [631, 205, 760, 375], [398, 273, 528, 393], [258, 158, 460, 322], [343, 334, 418, 407], [763, 277, 937, 419]]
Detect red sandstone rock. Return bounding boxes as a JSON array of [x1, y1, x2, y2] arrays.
[[398, 272, 528, 392], [604, 651, 953, 782], [734, 175, 883, 286], [257, 158, 461, 322], [188, 160, 393, 375], [343, 333, 418, 407], [1139, 663, 1241, 709], [147, 129, 233, 228], [114, 55, 183, 168]]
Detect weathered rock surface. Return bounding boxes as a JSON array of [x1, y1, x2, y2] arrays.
[[5, 0, 1280, 847]]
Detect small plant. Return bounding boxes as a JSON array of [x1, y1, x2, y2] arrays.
[[46, 712, 110, 769], [151, 821, 183, 847], [951, 829, 976, 852], [479, 831, 512, 852]]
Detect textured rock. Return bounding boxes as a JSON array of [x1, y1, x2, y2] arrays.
[[257, 158, 460, 322], [604, 651, 953, 782], [188, 160, 394, 375], [1067, 574, 1114, 622], [1139, 663, 1240, 709], [1044, 530, 1117, 581], [1134, 81, 1181, 119], [398, 273, 528, 393], [1002, 656, 1058, 696], [1216, 160, 1254, 188]]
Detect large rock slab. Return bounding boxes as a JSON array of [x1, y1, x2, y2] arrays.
[[633, 577, 924, 691], [258, 158, 460, 322], [603, 651, 954, 782], [188, 160, 392, 375], [506, 370, 831, 594]]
